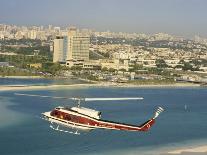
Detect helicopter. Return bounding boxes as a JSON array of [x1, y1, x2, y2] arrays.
[[15, 93, 164, 135]]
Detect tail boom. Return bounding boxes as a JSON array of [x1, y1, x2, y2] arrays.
[[138, 107, 164, 131], [96, 107, 163, 132], [139, 119, 156, 131]]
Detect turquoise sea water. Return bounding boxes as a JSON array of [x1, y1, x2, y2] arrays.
[[0, 77, 86, 86], [0, 79, 207, 155]]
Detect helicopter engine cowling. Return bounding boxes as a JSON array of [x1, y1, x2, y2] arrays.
[[71, 107, 101, 119]]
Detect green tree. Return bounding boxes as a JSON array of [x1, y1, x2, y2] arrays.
[[101, 67, 108, 72], [70, 66, 82, 71], [179, 59, 185, 64], [108, 68, 116, 72], [119, 68, 126, 72], [155, 59, 168, 68], [182, 62, 193, 71]]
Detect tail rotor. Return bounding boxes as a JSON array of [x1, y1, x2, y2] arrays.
[[153, 107, 164, 119]]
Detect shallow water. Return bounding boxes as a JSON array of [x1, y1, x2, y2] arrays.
[[0, 84, 207, 155], [0, 77, 86, 86]]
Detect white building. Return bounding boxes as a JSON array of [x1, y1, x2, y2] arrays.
[[29, 30, 37, 39], [67, 27, 90, 61], [53, 28, 90, 66], [53, 36, 67, 63], [100, 59, 130, 71]]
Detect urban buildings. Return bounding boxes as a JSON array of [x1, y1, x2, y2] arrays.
[[29, 30, 37, 39], [66, 28, 90, 63], [1, 23, 207, 74], [53, 36, 67, 63], [53, 27, 90, 66]]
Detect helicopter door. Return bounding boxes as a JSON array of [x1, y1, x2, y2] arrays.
[[65, 114, 71, 121], [70, 115, 79, 123]]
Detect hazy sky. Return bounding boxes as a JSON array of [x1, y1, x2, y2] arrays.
[[0, 0, 207, 38]]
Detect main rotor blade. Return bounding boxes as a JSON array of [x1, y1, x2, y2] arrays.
[[84, 97, 144, 101], [14, 93, 143, 102], [14, 93, 77, 100]]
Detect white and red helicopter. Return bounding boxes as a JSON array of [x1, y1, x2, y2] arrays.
[[15, 93, 164, 135]]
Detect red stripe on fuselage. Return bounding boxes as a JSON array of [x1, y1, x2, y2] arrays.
[[50, 109, 154, 131]]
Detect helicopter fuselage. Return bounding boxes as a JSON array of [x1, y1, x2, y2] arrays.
[[42, 106, 157, 132], [14, 93, 163, 133]]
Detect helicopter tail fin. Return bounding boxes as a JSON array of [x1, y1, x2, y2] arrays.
[[153, 107, 164, 119], [139, 107, 164, 131]]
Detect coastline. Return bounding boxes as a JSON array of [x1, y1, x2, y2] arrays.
[[0, 76, 204, 88], [98, 82, 201, 88], [0, 76, 45, 79], [0, 82, 201, 92], [166, 145, 207, 154]]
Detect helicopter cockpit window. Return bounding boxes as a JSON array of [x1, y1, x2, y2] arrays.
[[98, 112, 102, 118], [51, 110, 58, 116]]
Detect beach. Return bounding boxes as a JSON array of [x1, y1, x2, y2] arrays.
[[0, 82, 201, 92], [0, 76, 202, 92], [167, 145, 207, 154], [0, 76, 44, 79], [0, 83, 91, 91]]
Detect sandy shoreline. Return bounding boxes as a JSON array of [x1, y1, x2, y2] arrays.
[[167, 145, 207, 154], [0, 84, 91, 91], [0, 76, 45, 79], [0, 82, 202, 92]]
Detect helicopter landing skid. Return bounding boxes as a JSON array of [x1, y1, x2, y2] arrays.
[[49, 122, 80, 135]]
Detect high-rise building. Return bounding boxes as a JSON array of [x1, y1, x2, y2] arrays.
[[67, 28, 90, 61], [53, 28, 90, 66], [48, 25, 52, 31], [29, 30, 37, 39], [53, 36, 67, 63]]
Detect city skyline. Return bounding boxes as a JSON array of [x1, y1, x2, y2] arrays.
[[0, 0, 207, 38]]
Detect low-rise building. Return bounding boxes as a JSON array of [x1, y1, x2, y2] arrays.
[[0, 62, 9, 67], [28, 63, 42, 69], [100, 59, 130, 71]]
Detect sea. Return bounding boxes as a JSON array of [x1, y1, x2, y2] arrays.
[[0, 78, 207, 155]]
